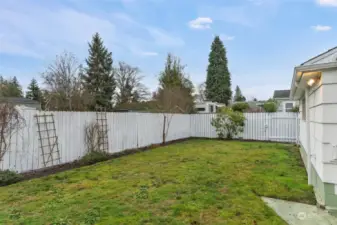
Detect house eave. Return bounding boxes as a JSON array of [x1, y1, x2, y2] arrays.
[[290, 62, 337, 100]]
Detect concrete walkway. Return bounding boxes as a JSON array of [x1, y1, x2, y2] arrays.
[[262, 197, 337, 225]]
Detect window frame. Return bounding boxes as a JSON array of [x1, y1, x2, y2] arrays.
[[285, 102, 294, 112]]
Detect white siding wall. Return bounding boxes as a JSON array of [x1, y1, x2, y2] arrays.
[[0, 111, 299, 173], [321, 70, 337, 183], [278, 100, 297, 112], [300, 69, 337, 183]]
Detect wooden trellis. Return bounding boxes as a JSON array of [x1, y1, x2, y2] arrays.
[[35, 113, 60, 167], [96, 107, 109, 153]]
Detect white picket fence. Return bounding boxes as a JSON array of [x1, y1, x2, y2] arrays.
[[0, 110, 299, 173]]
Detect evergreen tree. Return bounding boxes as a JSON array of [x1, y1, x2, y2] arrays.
[[159, 54, 193, 90], [206, 36, 232, 104], [234, 85, 246, 102], [156, 53, 195, 113], [0, 76, 23, 97], [82, 33, 115, 110], [10, 76, 23, 97], [26, 78, 41, 101]]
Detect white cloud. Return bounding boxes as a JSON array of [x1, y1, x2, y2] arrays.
[[0, 2, 116, 58], [317, 0, 337, 7], [112, 12, 184, 47], [111, 12, 185, 48], [311, 25, 332, 31], [199, 1, 280, 27], [0, 1, 183, 59], [188, 17, 213, 30], [0, 33, 41, 58], [140, 51, 158, 56], [146, 27, 185, 47], [221, 34, 235, 41]]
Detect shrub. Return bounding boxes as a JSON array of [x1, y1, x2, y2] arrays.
[[211, 107, 245, 139], [0, 170, 23, 186], [263, 102, 277, 112], [232, 102, 250, 112], [80, 122, 110, 165], [78, 151, 110, 166], [291, 106, 299, 113]]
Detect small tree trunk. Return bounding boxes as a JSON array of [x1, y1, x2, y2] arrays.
[[162, 115, 166, 144]]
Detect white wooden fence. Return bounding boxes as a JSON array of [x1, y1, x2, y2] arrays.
[[191, 112, 299, 143], [0, 110, 299, 173]]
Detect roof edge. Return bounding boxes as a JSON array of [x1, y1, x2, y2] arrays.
[[300, 46, 337, 66], [290, 62, 337, 99]]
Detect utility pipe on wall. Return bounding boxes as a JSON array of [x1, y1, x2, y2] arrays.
[[305, 88, 312, 185]]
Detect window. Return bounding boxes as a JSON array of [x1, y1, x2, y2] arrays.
[[209, 105, 214, 113], [197, 107, 205, 112], [302, 98, 306, 120], [285, 103, 294, 112]]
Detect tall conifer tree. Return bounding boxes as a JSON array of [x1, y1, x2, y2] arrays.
[[206, 36, 232, 104], [82, 33, 115, 109]]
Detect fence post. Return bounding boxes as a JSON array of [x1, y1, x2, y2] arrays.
[[295, 114, 299, 145]]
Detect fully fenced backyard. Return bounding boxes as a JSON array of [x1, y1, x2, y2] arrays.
[[0, 140, 314, 224]]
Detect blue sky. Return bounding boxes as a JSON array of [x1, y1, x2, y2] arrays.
[[0, 0, 337, 100]]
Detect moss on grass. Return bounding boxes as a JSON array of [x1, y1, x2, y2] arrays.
[[0, 140, 315, 225]]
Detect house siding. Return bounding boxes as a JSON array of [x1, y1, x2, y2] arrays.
[[299, 69, 337, 210], [277, 100, 297, 112]]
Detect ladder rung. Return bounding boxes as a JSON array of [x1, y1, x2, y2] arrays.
[[40, 145, 57, 148], [39, 137, 57, 140], [38, 129, 56, 132]]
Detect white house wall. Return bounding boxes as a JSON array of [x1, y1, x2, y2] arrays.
[[301, 69, 337, 184], [299, 76, 324, 179], [278, 100, 298, 112], [321, 70, 337, 184]]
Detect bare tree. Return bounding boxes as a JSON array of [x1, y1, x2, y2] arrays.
[[154, 53, 195, 143], [41, 51, 93, 111], [84, 122, 102, 153], [0, 103, 25, 161], [114, 62, 149, 105], [197, 82, 206, 102], [155, 87, 193, 143]]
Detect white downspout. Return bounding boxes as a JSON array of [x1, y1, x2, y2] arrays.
[[305, 88, 312, 185]]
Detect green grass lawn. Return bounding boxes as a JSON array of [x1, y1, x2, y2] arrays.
[[0, 140, 315, 225]]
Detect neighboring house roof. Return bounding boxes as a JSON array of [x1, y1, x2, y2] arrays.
[[273, 90, 290, 99], [0, 97, 40, 105]]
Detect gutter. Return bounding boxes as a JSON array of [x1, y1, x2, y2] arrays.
[[291, 71, 304, 100], [290, 61, 337, 100]]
